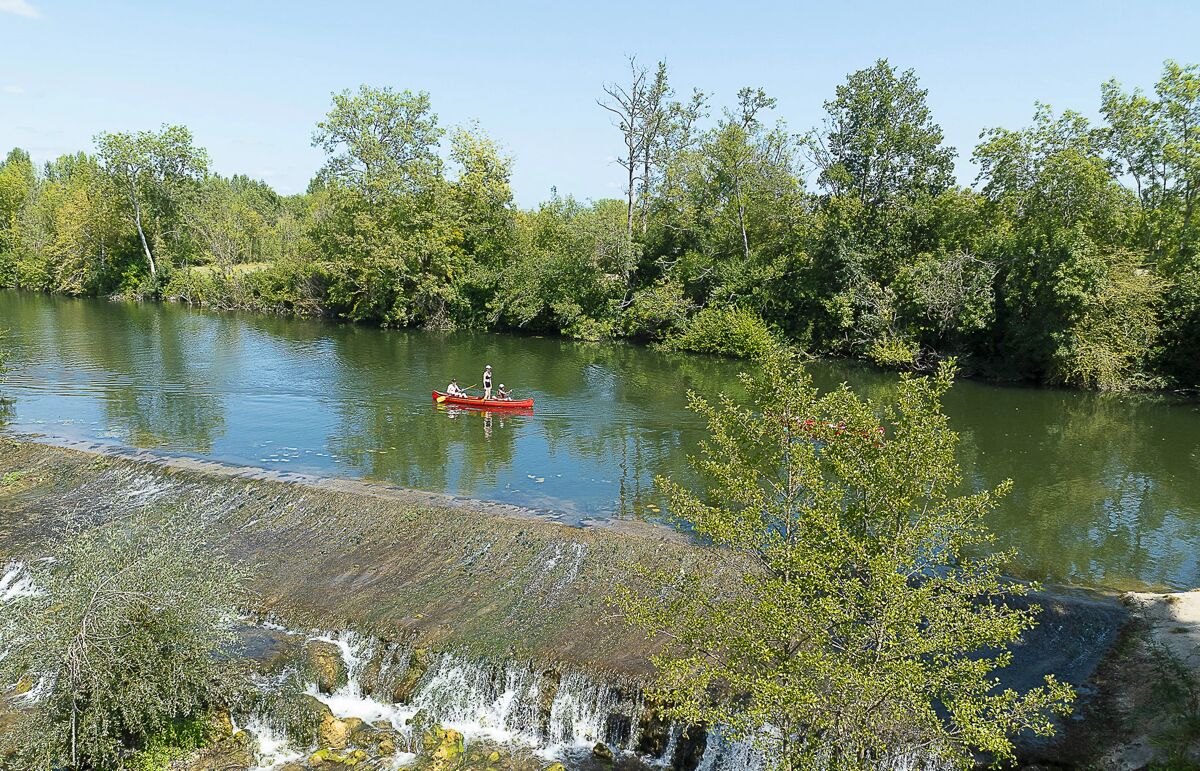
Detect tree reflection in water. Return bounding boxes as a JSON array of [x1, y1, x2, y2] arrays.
[[1, 289, 1198, 590]]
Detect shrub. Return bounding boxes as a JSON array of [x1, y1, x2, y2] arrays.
[[867, 335, 919, 370], [126, 716, 214, 771], [563, 314, 618, 341], [663, 306, 780, 359], [623, 279, 693, 341], [0, 512, 248, 769]]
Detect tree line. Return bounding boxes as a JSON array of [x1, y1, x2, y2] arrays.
[[1, 58, 1198, 390]]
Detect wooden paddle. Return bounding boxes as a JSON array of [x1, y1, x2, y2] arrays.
[[436, 384, 477, 404]]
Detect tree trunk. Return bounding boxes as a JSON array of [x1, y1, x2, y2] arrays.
[[133, 197, 156, 278], [735, 177, 750, 260], [641, 145, 652, 238], [626, 153, 636, 241]]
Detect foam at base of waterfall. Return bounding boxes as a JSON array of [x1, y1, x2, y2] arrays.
[[242, 709, 417, 771], [242, 717, 305, 770]]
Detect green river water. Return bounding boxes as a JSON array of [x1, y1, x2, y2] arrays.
[[2, 289, 1198, 591]]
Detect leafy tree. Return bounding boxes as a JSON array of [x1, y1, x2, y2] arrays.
[[34, 153, 129, 295], [616, 350, 1074, 770], [0, 149, 35, 260], [1046, 246, 1167, 390], [805, 61, 958, 360], [95, 126, 208, 281], [312, 85, 444, 202], [974, 105, 1143, 379], [494, 195, 638, 339], [809, 59, 955, 217], [704, 88, 783, 263], [184, 175, 281, 269], [1101, 61, 1200, 385], [445, 125, 521, 325], [0, 513, 247, 770], [308, 86, 468, 327], [448, 125, 516, 260]]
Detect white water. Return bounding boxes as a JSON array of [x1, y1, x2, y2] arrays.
[[694, 730, 765, 771], [288, 632, 940, 770], [239, 627, 702, 768], [0, 562, 36, 602], [242, 716, 305, 770]]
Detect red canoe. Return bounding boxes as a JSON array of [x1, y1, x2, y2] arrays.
[[432, 391, 535, 409]]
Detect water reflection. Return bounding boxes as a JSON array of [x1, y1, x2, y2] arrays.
[[1, 290, 1198, 590]]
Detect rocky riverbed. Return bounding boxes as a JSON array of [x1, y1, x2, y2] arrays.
[[1, 436, 1196, 769]]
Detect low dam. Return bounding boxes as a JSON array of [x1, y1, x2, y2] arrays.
[[0, 437, 1136, 769]]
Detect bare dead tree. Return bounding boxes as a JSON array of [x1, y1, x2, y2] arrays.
[[599, 57, 650, 241]]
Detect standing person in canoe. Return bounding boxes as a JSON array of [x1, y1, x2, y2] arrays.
[[482, 364, 493, 400]]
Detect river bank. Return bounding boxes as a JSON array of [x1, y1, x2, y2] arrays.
[[1, 436, 1197, 767], [23, 285, 1200, 397]]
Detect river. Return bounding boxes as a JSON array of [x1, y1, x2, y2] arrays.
[[1, 289, 1198, 591]]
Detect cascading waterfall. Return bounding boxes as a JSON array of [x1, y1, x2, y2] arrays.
[[241, 625, 766, 770], [693, 731, 765, 771], [407, 654, 545, 746]]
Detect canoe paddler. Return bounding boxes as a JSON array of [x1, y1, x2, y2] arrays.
[[446, 378, 465, 397], [483, 364, 493, 400], [496, 384, 512, 401]]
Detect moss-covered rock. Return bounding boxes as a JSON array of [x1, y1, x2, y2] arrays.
[[180, 729, 255, 771], [391, 648, 431, 703], [592, 741, 614, 760], [417, 724, 464, 770], [304, 640, 347, 694], [357, 647, 384, 697], [318, 712, 352, 750], [310, 747, 369, 766], [259, 689, 335, 747]]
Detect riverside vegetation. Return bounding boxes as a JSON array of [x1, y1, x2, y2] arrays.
[[1, 59, 1199, 391], [0, 512, 247, 770]]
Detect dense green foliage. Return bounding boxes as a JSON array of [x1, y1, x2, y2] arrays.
[[2, 60, 1198, 389], [0, 513, 246, 770], [615, 349, 1074, 769]]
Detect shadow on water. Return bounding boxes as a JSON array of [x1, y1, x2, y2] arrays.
[[1, 290, 1198, 590]]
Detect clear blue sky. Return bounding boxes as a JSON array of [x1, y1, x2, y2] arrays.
[[1, 1, 1197, 206]]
